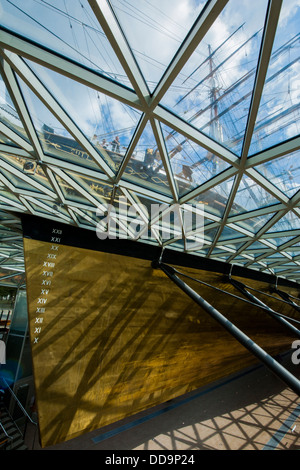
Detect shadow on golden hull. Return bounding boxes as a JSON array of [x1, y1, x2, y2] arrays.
[[24, 235, 300, 448]]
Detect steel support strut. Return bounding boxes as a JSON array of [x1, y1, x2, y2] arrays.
[[270, 287, 300, 314], [155, 261, 300, 397], [230, 279, 300, 339]]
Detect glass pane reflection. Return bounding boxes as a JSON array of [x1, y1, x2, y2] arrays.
[[0, 0, 130, 86], [161, 0, 268, 155], [162, 124, 230, 196], [123, 122, 173, 196], [25, 60, 142, 174], [267, 211, 300, 233], [249, 2, 300, 154], [0, 72, 29, 142], [110, 0, 206, 92], [255, 150, 300, 198]]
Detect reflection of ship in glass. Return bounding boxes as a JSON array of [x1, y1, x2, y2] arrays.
[[0, 26, 299, 231], [41, 28, 300, 220]]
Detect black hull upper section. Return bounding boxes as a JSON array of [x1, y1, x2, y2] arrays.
[[21, 213, 300, 292]]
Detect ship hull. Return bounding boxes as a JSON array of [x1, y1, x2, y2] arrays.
[[22, 215, 300, 448]]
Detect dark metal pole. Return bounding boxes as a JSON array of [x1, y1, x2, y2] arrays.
[[156, 261, 300, 397], [230, 279, 300, 339], [270, 287, 300, 314]]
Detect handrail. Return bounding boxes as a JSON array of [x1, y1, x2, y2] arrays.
[[0, 378, 37, 425], [0, 421, 14, 440]]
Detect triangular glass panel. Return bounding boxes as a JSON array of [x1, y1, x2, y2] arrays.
[[214, 247, 246, 261], [97, 196, 146, 241], [284, 244, 300, 257], [161, 123, 230, 197], [54, 174, 95, 207], [245, 240, 269, 251], [247, 262, 267, 269], [0, 1, 131, 87], [0, 133, 20, 147], [244, 241, 272, 257], [234, 212, 275, 234], [0, 167, 47, 195], [24, 60, 142, 174], [134, 195, 206, 246], [131, 192, 183, 243], [0, 188, 23, 204], [123, 121, 173, 197], [263, 236, 295, 247], [272, 262, 296, 270], [131, 192, 170, 219], [0, 153, 53, 193], [55, 171, 113, 208], [264, 237, 294, 248], [230, 175, 279, 216], [202, 227, 219, 244], [254, 149, 300, 199], [167, 239, 186, 250], [0, 71, 29, 142], [194, 247, 210, 256], [211, 247, 229, 256], [210, 251, 231, 262], [266, 211, 300, 233], [24, 202, 46, 217], [218, 226, 248, 242], [265, 252, 287, 260], [73, 212, 98, 228], [218, 240, 246, 252], [111, 188, 146, 225], [249, 3, 300, 155], [192, 176, 235, 218], [28, 199, 72, 221], [109, 0, 207, 92], [138, 193, 187, 243], [16, 76, 104, 172], [161, 0, 268, 155]]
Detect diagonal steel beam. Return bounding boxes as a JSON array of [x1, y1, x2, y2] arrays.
[[114, 113, 148, 183], [150, 0, 229, 108], [2, 50, 115, 179], [0, 27, 142, 110], [245, 135, 300, 169], [156, 261, 300, 396], [0, 57, 45, 162], [88, 0, 150, 106], [150, 118, 178, 203], [0, 121, 33, 153], [240, 0, 283, 162]]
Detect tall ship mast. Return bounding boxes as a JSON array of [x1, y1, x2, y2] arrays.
[[0, 25, 299, 229]]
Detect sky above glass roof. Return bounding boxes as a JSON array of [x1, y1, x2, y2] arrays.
[[0, 0, 300, 285]]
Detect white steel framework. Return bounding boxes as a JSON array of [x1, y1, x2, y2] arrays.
[[0, 0, 299, 287]]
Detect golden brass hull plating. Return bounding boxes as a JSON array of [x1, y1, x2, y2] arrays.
[[24, 238, 299, 448]]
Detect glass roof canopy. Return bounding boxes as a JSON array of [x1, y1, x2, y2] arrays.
[[0, 0, 300, 286]]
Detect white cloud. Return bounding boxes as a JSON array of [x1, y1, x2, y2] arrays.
[[277, 0, 300, 27]]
